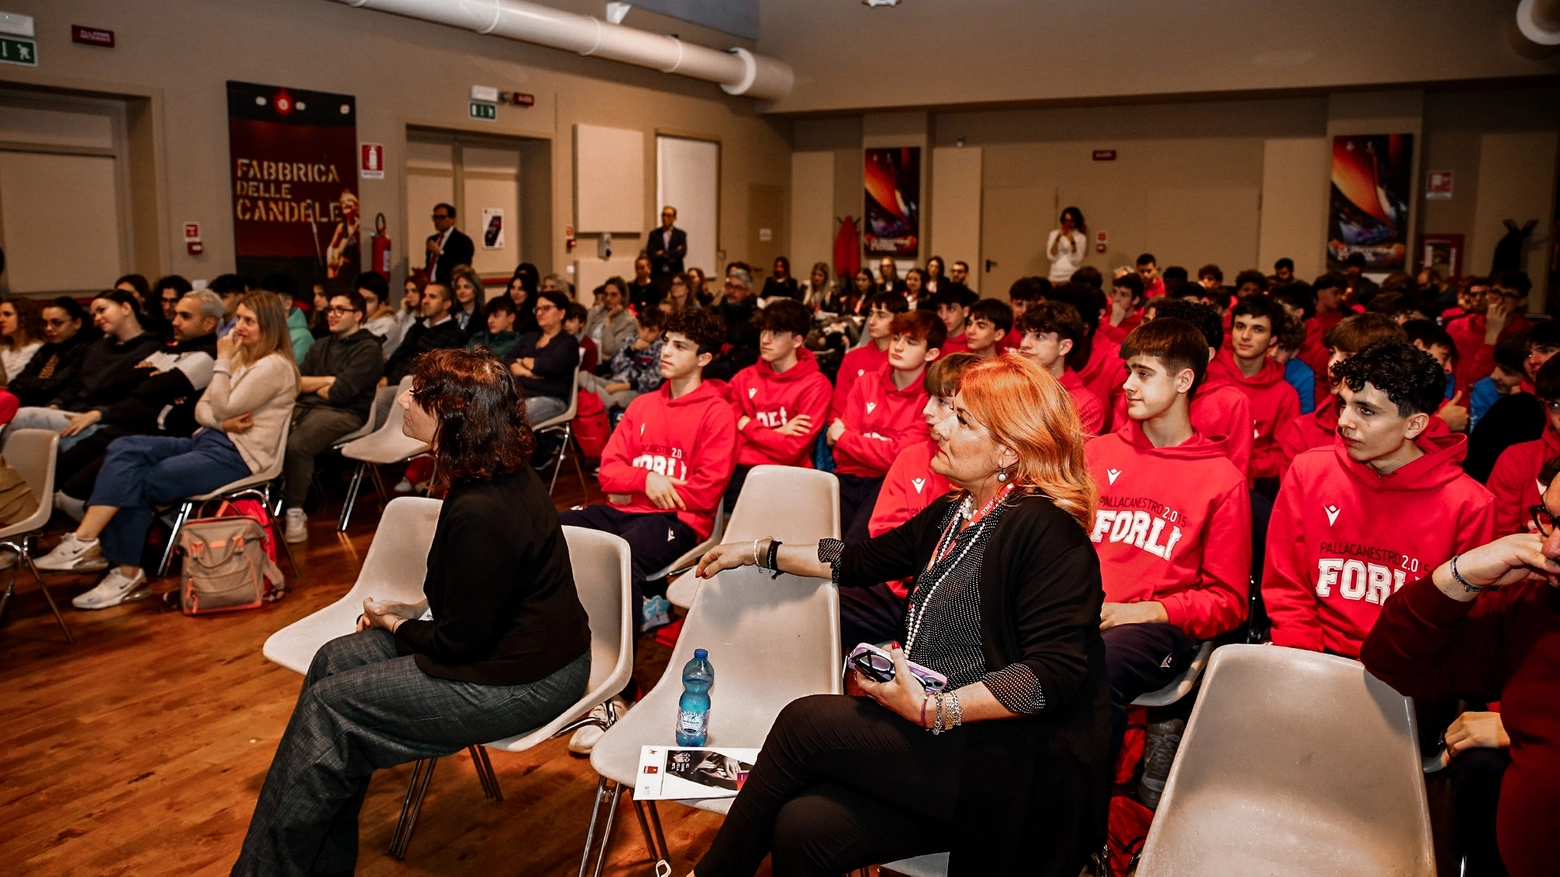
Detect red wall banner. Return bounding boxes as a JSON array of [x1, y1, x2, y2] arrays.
[[227, 81, 360, 294]]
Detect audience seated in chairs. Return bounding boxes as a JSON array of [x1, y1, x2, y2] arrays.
[[690, 355, 1111, 876], [578, 305, 665, 416], [50, 290, 222, 521], [465, 295, 522, 360], [282, 290, 386, 543], [4, 289, 164, 442], [723, 299, 832, 513], [1085, 318, 1250, 781], [35, 291, 298, 610], [1141, 300, 1255, 480], [0, 296, 94, 419], [383, 281, 465, 388], [1274, 312, 1407, 478], [564, 301, 597, 374], [1212, 295, 1302, 487], [231, 348, 591, 877], [0, 297, 45, 385], [708, 266, 760, 381], [930, 285, 977, 354], [263, 274, 314, 366], [584, 277, 637, 369], [1486, 356, 1560, 537], [830, 290, 908, 417], [1015, 300, 1106, 436], [355, 271, 399, 352], [504, 290, 580, 426], [828, 309, 945, 543], [962, 297, 1012, 361]]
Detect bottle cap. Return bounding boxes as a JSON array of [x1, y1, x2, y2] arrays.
[[694, 648, 708, 660]]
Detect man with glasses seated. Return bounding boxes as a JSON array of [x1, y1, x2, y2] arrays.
[[504, 290, 579, 426], [1488, 356, 1560, 537], [707, 266, 760, 380], [280, 291, 385, 542]]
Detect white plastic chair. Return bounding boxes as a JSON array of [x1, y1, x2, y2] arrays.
[[532, 368, 586, 496], [878, 854, 948, 877], [337, 376, 429, 531], [584, 561, 842, 874], [666, 466, 840, 608], [648, 500, 725, 588], [1132, 641, 1215, 708], [1135, 645, 1435, 877], [156, 417, 294, 577], [261, 496, 441, 672], [0, 430, 69, 643]]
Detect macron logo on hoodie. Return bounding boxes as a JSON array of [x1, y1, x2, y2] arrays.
[[1324, 504, 1341, 525]]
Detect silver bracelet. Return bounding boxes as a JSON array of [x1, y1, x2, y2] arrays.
[[931, 691, 947, 735], [949, 692, 962, 729]]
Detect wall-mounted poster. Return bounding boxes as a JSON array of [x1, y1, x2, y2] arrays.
[[864, 147, 920, 258], [1420, 233, 1463, 280], [1327, 133, 1414, 271], [227, 81, 359, 295], [481, 207, 505, 249]]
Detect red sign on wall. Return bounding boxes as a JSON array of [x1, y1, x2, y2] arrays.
[[361, 143, 385, 179], [1092, 149, 1117, 161], [71, 26, 115, 47]]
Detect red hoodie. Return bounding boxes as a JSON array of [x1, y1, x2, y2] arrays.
[[597, 380, 738, 539], [1060, 368, 1105, 435], [940, 332, 969, 355], [833, 364, 931, 479], [831, 341, 890, 420], [869, 438, 952, 600], [1077, 336, 1126, 432], [1450, 311, 1531, 397], [1098, 311, 1143, 345], [1210, 350, 1301, 482], [1192, 373, 1254, 477], [729, 348, 832, 469], [1276, 394, 1339, 480], [1265, 434, 1496, 658], [1086, 423, 1252, 640], [1487, 426, 1560, 536]]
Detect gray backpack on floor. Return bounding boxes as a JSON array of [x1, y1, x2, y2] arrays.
[[176, 507, 284, 615]]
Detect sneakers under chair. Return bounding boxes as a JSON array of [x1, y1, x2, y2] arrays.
[[284, 508, 308, 543], [71, 568, 150, 610], [1138, 717, 1185, 810], [35, 532, 109, 572]]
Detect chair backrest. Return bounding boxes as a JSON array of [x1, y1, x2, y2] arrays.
[[1136, 644, 1434, 877], [534, 368, 580, 430], [368, 382, 400, 432], [0, 429, 57, 537], [722, 465, 840, 543], [562, 526, 633, 694]]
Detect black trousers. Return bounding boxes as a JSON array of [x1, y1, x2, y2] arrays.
[[1452, 747, 1511, 877], [1101, 622, 1198, 751], [837, 474, 884, 544], [723, 464, 752, 516], [556, 504, 698, 632], [697, 694, 961, 877]]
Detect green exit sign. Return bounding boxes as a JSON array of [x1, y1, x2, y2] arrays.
[[469, 101, 496, 121], [0, 35, 37, 67]]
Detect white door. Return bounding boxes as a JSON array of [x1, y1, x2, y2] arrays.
[[656, 136, 719, 277]]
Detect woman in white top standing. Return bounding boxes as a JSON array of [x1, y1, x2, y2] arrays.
[[0, 299, 45, 385], [38, 291, 299, 609], [1046, 206, 1088, 283]]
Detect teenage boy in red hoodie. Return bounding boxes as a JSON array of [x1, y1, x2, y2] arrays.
[[1274, 313, 1406, 479], [831, 291, 907, 421], [1487, 356, 1560, 537], [1087, 318, 1251, 716], [828, 309, 944, 541], [840, 353, 976, 649], [963, 298, 1012, 361], [1213, 295, 1301, 486], [1053, 282, 1128, 432], [724, 299, 833, 511], [1265, 340, 1495, 658], [1015, 301, 1105, 435], [1149, 300, 1255, 478], [931, 286, 977, 355], [559, 308, 737, 628], [1001, 276, 1048, 350]]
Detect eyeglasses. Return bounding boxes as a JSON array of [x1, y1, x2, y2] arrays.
[[326, 306, 358, 316], [534, 303, 558, 313], [1489, 289, 1524, 301], [1531, 504, 1559, 538], [432, 213, 450, 220]]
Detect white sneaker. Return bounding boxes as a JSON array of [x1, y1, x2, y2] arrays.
[[284, 508, 308, 543], [394, 478, 413, 494], [568, 696, 629, 756], [35, 533, 109, 572], [71, 568, 149, 610], [53, 491, 86, 522]]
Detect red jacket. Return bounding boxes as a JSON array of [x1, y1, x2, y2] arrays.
[[869, 438, 951, 599], [597, 380, 737, 540], [1191, 372, 1254, 478], [940, 332, 969, 355], [1450, 311, 1531, 397], [1060, 368, 1104, 436], [831, 341, 890, 421], [1487, 426, 1560, 536], [729, 349, 832, 469], [833, 364, 931, 479], [1276, 394, 1339, 480], [1077, 336, 1126, 433], [1097, 311, 1142, 345], [1085, 422, 1251, 640], [1265, 433, 1496, 658], [1210, 350, 1301, 482]]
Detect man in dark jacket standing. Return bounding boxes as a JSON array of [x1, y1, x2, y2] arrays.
[[424, 202, 474, 286], [645, 205, 687, 290], [283, 290, 385, 541]]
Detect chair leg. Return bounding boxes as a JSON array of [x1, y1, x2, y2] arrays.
[[644, 799, 669, 863], [338, 462, 367, 532], [24, 548, 74, 644], [577, 776, 622, 877], [368, 464, 389, 507], [548, 427, 567, 495], [388, 755, 439, 860], [467, 745, 503, 802], [565, 425, 589, 497], [590, 780, 625, 877], [156, 502, 195, 578]]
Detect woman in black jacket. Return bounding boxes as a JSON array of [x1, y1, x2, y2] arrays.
[[692, 355, 1111, 877], [233, 348, 591, 877]]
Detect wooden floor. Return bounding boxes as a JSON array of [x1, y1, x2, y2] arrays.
[[0, 461, 762, 877]]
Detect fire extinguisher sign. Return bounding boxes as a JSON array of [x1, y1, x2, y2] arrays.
[[360, 143, 385, 179]]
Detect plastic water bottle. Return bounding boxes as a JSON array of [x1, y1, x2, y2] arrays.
[[676, 648, 714, 746]]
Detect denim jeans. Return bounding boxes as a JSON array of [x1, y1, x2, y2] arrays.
[[524, 394, 568, 426], [6, 405, 101, 452], [90, 431, 252, 567], [232, 630, 590, 877]]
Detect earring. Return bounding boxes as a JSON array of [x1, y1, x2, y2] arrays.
[[996, 470, 1008, 483]]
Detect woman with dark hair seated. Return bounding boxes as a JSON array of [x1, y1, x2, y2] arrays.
[[231, 348, 592, 877], [691, 355, 1112, 876]]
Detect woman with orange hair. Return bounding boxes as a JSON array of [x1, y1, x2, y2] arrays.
[[691, 355, 1111, 877]]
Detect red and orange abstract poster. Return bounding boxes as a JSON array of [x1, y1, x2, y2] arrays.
[[864, 147, 920, 258], [1327, 133, 1414, 270], [227, 81, 360, 294]]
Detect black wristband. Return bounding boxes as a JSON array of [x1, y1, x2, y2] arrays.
[[767, 539, 783, 579]]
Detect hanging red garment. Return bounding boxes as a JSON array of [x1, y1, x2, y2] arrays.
[[833, 216, 860, 282]]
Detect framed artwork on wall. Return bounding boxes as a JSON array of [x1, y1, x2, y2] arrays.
[[1419, 233, 1464, 280]]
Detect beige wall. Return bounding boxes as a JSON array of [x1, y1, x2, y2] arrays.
[[0, 0, 791, 288]]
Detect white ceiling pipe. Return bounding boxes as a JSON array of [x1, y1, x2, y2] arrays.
[[1518, 0, 1560, 45], [333, 0, 794, 100]]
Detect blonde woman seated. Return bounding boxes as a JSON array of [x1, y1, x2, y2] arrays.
[[38, 291, 298, 609]]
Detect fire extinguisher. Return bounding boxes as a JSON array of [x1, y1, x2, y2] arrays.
[[370, 212, 392, 280]]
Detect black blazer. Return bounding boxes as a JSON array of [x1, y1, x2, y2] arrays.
[[395, 468, 591, 685], [425, 228, 475, 284], [645, 226, 687, 277]]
